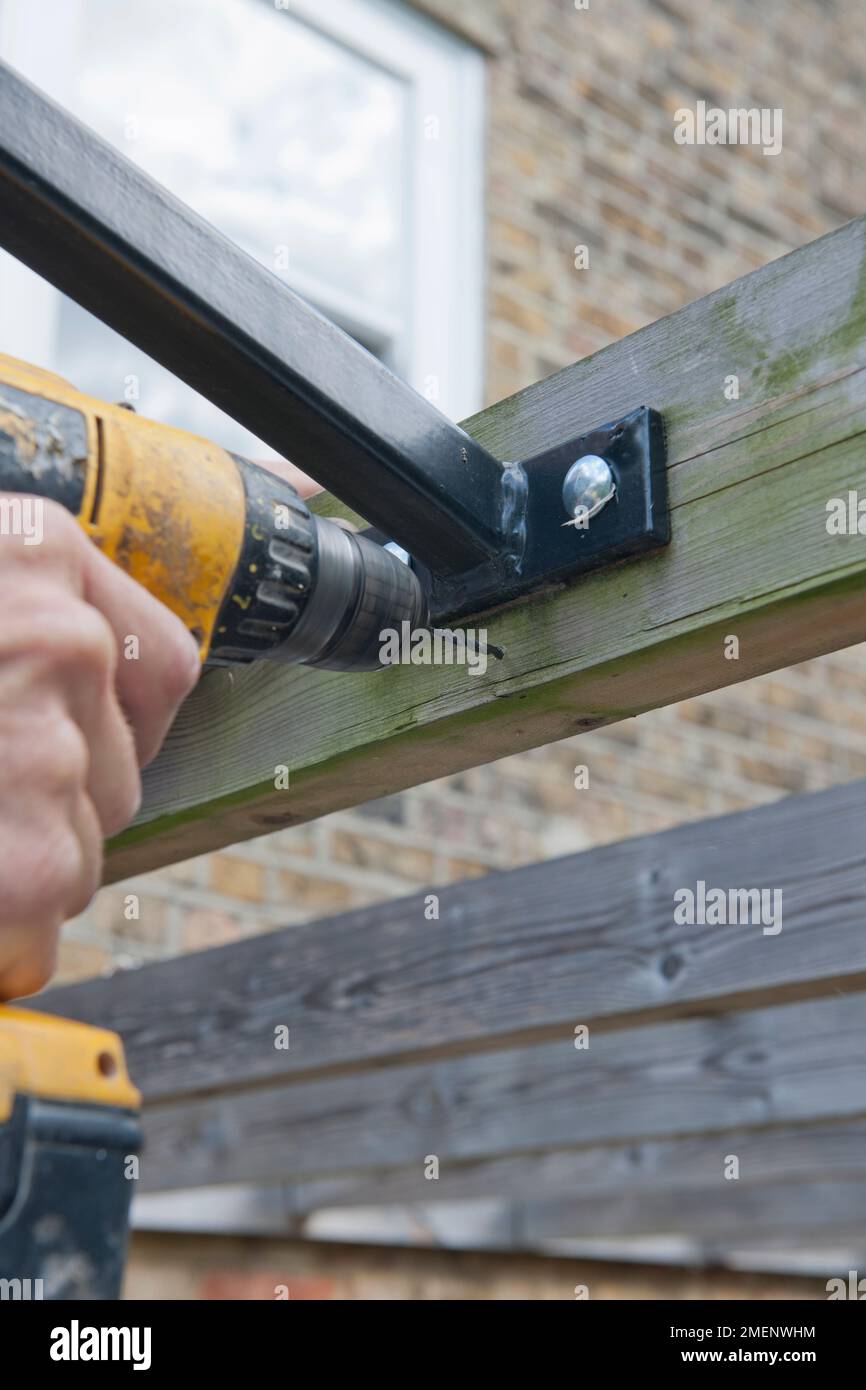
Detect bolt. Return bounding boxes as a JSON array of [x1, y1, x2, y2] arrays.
[[562, 454, 615, 527]]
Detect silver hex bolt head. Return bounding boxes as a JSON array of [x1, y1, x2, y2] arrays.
[[562, 454, 615, 526]]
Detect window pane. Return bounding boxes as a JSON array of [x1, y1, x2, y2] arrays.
[[72, 0, 407, 322], [6, 0, 408, 453]]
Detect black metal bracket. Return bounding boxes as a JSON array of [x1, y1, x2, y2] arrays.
[[423, 406, 668, 621], [0, 60, 670, 625]]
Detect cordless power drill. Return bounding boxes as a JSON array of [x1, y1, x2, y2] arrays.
[[0, 352, 428, 1298], [0, 353, 428, 668]]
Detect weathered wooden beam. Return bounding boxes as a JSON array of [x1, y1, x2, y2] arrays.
[[132, 991, 866, 1191], [138, 1117, 866, 1239], [519, 1180, 866, 1244], [41, 779, 866, 1102], [105, 215, 866, 877], [133, 1178, 866, 1250], [267, 1117, 866, 1214]]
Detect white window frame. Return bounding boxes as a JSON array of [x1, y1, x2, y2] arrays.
[[0, 0, 485, 422]]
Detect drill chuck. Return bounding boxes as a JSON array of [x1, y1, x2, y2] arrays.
[[210, 456, 428, 671]]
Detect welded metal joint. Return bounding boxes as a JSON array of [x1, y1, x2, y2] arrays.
[[498, 459, 529, 574]]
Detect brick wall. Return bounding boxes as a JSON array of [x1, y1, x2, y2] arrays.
[[124, 1231, 826, 1301], [56, 0, 866, 983]]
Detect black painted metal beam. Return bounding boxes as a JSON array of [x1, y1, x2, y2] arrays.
[[0, 61, 510, 573]]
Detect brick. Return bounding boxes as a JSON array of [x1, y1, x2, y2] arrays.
[[263, 826, 318, 857], [210, 854, 266, 903], [446, 858, 491, 880], [92, 890, 169, 947], [200, 1272, 334, 1301], [330, 829, 436, 882], [156, 856, 207, 886], [737, 757, 808, 794], [53, 941, 112, 986], [277, 872, 356, 915]]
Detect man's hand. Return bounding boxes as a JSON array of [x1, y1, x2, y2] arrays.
[[0, 498, 200, 1000]]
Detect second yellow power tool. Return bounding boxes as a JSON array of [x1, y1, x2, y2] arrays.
[[0, 1006, 140, 1299]]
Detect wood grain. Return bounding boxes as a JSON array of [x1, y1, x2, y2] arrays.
[[133, 991, 866, 1191], [263, 1117, 866, 1214], [519, 1179, 866, 1243], [40, 778, 866, 1101]]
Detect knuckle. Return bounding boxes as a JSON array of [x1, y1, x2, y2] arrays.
[[0, 820, 86, 925], [2, 599, 116, 687], [37, 824, 88, 914], [65, 851, 101, 920], [40, 717, 90, 794], [58, 603, 116, 683], [0, 710, 88, 796], [41, 611, 116, 692], [101, 768, 142, 838], [0, 592, 68, 662]]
